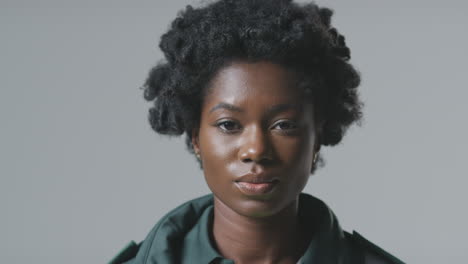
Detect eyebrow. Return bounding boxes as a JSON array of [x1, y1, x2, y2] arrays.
[[209, 102, 300, 116], [209, 102, 244, 113]]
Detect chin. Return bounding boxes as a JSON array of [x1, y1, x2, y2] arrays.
[[225, 192, 299, 219], [235, 199, 285, 218]]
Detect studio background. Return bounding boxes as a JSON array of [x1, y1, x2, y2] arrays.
[[1, 0, 466, 263]]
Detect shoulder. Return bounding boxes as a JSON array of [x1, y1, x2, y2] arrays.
[[108, 241, 141, 264], [344, 230, 406, 264], [108, 194, 214, 264]]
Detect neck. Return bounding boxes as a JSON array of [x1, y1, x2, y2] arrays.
[[211, 196, 309, 264]]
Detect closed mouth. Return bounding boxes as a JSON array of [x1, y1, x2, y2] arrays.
[[235, 173, 279, 184], [235, 179, 279, 184], [234, 180, 279, 195]]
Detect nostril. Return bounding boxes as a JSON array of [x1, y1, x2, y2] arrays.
[[242, 158, 253, 163], [242, 157, 275, 166]]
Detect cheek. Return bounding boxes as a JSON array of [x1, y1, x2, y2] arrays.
[[274, 136, 314, 195], [199, 127, 237, 164], [274, 132, 315, 169], [198, 127, 237, 186]]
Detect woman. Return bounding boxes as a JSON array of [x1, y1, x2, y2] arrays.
[[110, 0, 404, 263]]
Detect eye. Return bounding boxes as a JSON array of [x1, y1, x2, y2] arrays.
[[216, 120, 241, 133], [272, 120, 298, 131]]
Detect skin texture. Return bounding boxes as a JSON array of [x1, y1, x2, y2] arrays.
[[192, 61, 321, 264]]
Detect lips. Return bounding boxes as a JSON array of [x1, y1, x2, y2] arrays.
[[234, 172, 279, 195]]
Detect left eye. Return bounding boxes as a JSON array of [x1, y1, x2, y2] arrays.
[[272, 121, 297, 130]]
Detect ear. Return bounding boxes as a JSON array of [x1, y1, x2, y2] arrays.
[[312, 140, 321, 166], [314, 119, 324, 152], [314, 143, 321, 153], [191, 127, 200, 153]]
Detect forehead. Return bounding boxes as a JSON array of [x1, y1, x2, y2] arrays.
[[205, 61, 307, 105]]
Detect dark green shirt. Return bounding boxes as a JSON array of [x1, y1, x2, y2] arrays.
[[110, 193, 404, 264]]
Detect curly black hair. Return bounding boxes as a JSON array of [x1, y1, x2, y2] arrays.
[[142, 0, 363, 174]]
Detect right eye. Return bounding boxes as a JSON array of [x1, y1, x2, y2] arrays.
[[216, 120, 241, 133]]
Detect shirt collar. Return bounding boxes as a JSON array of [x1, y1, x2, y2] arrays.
[[298, 193, 348, 263], [181, 203, 225, 264], [181, 193, 347, 264]]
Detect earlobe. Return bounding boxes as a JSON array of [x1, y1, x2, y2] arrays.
[[315, 121, 323, 148], [312, 134, 321, 164], [314, 144, 321, 154], [191, 128, 200, 153]]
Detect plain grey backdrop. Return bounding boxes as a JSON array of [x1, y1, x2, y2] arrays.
[[1, 0, 467, 263]]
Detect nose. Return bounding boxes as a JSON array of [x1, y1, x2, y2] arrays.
[[238, 125, 273, 164]]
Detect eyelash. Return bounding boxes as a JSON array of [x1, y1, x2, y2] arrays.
[[215, 120, 241, 134], [215, 120, 298, 134]]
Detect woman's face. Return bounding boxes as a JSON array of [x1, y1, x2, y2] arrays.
[[192, 61, 319, 218]]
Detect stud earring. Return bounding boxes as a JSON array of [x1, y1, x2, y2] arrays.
[[313, 152, 319, 164]]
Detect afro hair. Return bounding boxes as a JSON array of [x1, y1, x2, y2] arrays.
[[142, 0, 363, 173]]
